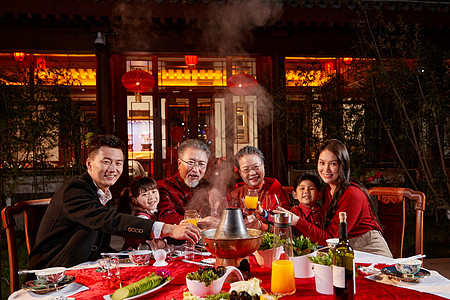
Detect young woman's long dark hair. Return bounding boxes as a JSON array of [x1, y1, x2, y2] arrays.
[[320, 139, 379, 228]]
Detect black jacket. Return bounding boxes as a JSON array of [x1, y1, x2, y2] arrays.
[[29, 172, 155, 269]]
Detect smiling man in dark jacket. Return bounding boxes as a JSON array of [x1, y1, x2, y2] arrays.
[[29, 135, 200, 269]]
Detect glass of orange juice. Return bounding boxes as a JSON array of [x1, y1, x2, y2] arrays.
[[271, 260, 296, 295], [244, 189, 259, 214], [184, 210, 200, 226]]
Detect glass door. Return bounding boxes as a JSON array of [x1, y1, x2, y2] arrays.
[[161, 95, 219, 178]]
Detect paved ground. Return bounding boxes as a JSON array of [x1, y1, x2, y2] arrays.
[[111, 235, 450, 279]]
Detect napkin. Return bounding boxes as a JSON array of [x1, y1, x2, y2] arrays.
[[366, 270, 450, 299], [8, 282, 88, 300]]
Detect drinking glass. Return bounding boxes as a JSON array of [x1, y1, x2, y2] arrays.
[[184, 210, 200, 260], [244, 189, 259, 214], [106, 255, 121, 289], [184, 210, 200, 226], [99, 258, 109, 280]]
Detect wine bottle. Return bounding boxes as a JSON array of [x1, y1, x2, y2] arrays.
[[333, 212, 355, 299]]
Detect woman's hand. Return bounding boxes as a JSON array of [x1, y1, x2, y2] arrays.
[[255, 203, 265, 216], [273, 206, 299, 226], [244, 214, 262, 229]]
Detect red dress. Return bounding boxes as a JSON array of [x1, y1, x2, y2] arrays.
[[294, 183, 382, 245], [228, 177, 292, 211]]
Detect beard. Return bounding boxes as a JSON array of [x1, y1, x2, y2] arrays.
[[184, 171, 201, 188]]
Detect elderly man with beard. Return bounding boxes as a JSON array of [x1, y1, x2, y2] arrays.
[[157, 139, 213, 224]]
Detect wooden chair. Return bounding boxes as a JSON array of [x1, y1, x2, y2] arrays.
[[1, 198, 51, 294], [368, 187, 425, 258], [282, 186, 294, 195]]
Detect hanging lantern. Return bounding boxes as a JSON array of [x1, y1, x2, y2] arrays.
[[185, 55, 197, 70], [343, 57, 353, 65], [36, 57, 46, 70], [121, 69, 155, 102], [325, 61, 335, 73], [13, 52, 26, 62], [227, 73, 258, 96]]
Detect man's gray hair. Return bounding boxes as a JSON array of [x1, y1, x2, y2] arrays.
[[178, 139, 211, 159], [235, 146, 265, 169]]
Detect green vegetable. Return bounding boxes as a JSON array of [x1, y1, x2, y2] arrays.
[[111, 274, 163, 300], [293, 235, 318, 256], [186, 267, 226, 287], [205, 292, 230, 299], [258, 232, 274, 251], [308, 250, 333, 266]]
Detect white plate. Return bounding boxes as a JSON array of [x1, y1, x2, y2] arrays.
[[103, 278, 172, 300]]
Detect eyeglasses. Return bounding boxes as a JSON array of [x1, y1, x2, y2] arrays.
[[179, 158, 207, 170], [240, 162, 263, 175]]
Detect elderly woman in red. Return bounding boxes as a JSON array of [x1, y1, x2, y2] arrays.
[[229, 146, 291, 231], [276, 139, 392, 257]]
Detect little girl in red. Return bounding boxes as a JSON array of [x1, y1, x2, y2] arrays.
[[122, 176, 162, 250]]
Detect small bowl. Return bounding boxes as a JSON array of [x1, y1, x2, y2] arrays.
[[128, 250, 152, 265], [326, 238, 339, 248], [254, 247, 283, 268], [35, 267, 66, 284], [186, 266, 243, 297], [395, 259, 423, 275]]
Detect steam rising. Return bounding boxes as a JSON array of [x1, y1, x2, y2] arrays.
[[111, 1, 284, 221]]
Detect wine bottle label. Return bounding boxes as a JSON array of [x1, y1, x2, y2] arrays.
[[332, 265, 345, 288]]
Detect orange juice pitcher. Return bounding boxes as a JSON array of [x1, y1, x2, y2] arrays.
[[271, 212, 296, 296]]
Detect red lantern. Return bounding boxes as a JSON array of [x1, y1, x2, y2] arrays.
[[169, 126, 185, 143], [121, 69, 155, 93], [227, 73, 258, 95], [185, 55, 197, 70], [36, 57, 46, 70], [343, 57, 353, 65], [325, 61, 335, 73], [13, 52, 26, 62]]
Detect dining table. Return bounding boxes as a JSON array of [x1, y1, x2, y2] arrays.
[[8, 250, 450, 300]]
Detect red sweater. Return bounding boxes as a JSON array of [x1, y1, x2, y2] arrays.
[[156, 172, 210, 224], [229, 177, 292, 211], [290, 202, 322, 240], [294, 184, 381, 245]]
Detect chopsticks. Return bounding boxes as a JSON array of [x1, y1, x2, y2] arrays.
[[394, 254, 426, 264], [181, 259, 214, 267]]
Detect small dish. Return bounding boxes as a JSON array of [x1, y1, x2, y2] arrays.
[[128, 250, 152, 265], [381, 266, 431, 282], [21, 275, 75, 294], [326, 238, 339, 248], [395, 259, 422, 275]]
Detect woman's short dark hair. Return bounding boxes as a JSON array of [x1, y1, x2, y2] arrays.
[[235, 146, 265, 169], [87, 135, 126, 158]]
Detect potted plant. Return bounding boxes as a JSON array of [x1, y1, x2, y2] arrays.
[[254, 232, 283, 268], [308, 250, 334, 295], [292, 235, 319, 278]]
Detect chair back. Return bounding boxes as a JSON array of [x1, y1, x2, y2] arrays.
[[282, 186, 294, 195], [1, 198, 51, 294], [368, 187, 425, 258]]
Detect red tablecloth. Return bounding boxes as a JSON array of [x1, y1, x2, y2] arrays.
[[66, 257, 445, 300]]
